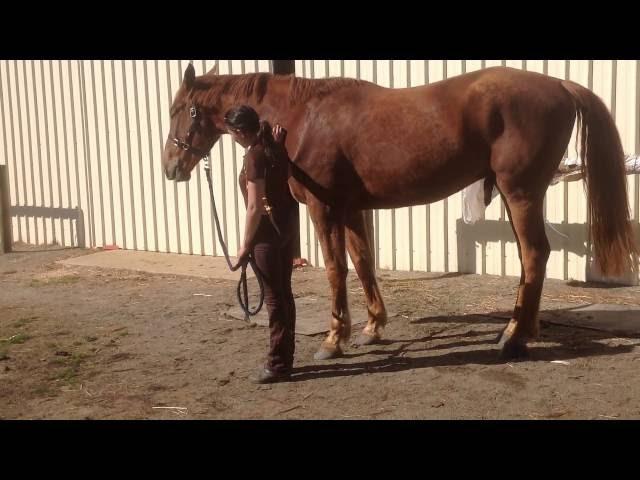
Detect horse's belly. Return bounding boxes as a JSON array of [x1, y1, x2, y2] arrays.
[[355, 150, 489, 209]]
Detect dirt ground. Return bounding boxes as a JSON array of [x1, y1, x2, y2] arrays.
[[2, 244, 640, 420]]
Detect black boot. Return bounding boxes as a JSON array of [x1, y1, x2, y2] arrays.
[[251, 367, 291, 384]]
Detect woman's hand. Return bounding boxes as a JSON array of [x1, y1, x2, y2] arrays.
[[236, 245, 249, 263], [273, 124, 287, 144]]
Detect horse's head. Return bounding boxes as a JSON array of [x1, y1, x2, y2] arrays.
[[162, 63, 222, 182]]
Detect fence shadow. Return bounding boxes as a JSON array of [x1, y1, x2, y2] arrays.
[[9, 205, 85, 248]]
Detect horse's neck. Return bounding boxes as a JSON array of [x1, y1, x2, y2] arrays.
[[214, 74, 298, 128]]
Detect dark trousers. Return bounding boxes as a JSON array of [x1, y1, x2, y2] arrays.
[[252, 218, 296, 372]]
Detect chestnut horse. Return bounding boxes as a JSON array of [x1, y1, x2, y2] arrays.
[[162, 63, 637, 360]]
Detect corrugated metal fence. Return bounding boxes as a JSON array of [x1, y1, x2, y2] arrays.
[[1, 60, 639, 282], [0, 59, 272, 258], [295, 60, 640, 282]]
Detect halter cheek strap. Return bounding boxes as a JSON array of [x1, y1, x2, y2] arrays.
[[171, 105, 211, 158]]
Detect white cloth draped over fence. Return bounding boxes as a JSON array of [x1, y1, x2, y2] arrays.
[[462, 155, 640, 224]]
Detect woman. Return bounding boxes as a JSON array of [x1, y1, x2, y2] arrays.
[[224, 105, 297, 384]]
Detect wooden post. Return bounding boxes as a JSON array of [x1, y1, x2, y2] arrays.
[[0, 165, 11, 253], [272, 60, 295, 76]]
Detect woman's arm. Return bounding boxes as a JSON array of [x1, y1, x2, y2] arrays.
[[237, 178, 266, 263]]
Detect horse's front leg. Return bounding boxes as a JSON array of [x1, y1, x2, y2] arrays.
[[345, 209, 387, 345], [307, 198, 350, 360]]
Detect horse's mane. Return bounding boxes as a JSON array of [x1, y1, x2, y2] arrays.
[[287, 76, 367, 104], [192, 74, 271, 105], [190, 73, 368, 106]]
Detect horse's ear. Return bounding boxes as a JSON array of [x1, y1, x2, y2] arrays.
[[206, 62, 219, 76], [183, 63, 196, 89]]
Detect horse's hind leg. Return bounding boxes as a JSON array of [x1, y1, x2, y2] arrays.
[[490, 93, 575, 359], [492, 130, 568, 359], [495, 195, 525, 345], [345, 209, 388, 345], [495, 188, 549, 359]]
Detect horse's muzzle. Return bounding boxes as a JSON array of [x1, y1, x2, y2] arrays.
[[164, 162, 191, 182]]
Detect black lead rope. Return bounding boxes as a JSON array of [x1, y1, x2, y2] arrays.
[[203, 155, 265, 322]]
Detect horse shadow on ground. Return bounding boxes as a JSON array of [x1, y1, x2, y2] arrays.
[[290, 306, 640, 382]]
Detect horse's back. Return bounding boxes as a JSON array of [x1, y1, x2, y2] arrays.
[[292, 67, 577, 208]]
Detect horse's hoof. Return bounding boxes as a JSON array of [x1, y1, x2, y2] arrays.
[[313, 345, 343, 361], [496, 326, 511, 347], [354, 332, 382, 346], [499, 339, 530, 361], [496, 319, 517, 347]]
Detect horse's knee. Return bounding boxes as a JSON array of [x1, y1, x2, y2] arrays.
[[352, 258, 373, 280], [326, 262, 347, 285]]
